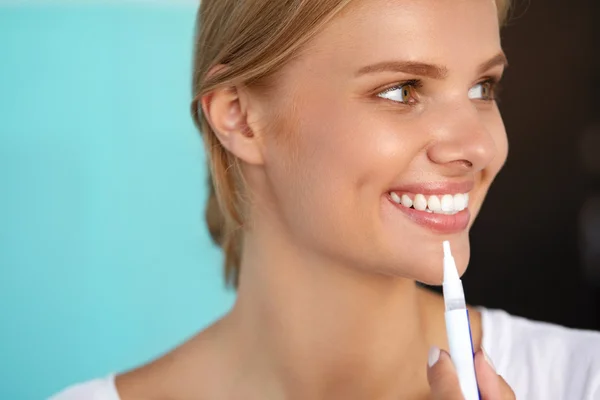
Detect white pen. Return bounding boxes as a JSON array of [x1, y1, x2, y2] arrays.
[[442, 241, 480, 400]]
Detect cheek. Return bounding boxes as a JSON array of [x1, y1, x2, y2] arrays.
[[293, 98, 422, 193], [488, 114, 509, 175], [263, 96, 421, 243], [471, 113, 507, 218]]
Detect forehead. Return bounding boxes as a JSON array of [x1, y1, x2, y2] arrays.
[[296, 0, 502, 75]]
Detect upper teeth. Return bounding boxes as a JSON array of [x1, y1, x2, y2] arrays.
[[389, 192, 469, 215]]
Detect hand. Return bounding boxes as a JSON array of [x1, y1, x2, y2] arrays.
[[427, 347, 516, 400]]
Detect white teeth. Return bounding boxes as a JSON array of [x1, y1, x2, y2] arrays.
[[427, 195, 442, 212], [441, 194, 454, 213], [454, 193, 466, 211], [390, 191, 471, 214], [414, 194, 428, 211]]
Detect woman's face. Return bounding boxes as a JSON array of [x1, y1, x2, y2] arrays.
[[251, 0, 508, 284]]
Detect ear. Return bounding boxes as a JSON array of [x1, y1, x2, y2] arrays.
[[201, 82, 264, 166]]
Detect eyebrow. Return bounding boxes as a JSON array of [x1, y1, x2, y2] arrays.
[[476, 52, 509, 75], [355, 52, 508, 79]]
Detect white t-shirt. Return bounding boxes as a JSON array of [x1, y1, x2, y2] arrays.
[[50, 308, 600, 400]]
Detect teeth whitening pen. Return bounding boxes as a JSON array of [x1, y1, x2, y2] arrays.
[[442, 241, 480, 400]]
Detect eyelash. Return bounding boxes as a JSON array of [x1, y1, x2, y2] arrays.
[[377, 77, 502, 104]]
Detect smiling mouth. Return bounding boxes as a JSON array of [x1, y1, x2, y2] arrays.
[[388, 191, 470, 215]]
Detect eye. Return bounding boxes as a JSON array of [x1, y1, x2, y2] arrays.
[[377, 81, 419, 104], [468, 80, 496, 101]]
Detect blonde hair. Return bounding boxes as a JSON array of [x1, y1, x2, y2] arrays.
[[190, 0, 513, 288]]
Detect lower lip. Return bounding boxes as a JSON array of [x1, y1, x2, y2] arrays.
[[388, 197, 471, 234]]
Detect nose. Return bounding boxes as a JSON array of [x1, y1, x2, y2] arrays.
[[426, 103, 497, 174]]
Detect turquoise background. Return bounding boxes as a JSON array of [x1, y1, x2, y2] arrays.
[[0, 3, 235, 398]]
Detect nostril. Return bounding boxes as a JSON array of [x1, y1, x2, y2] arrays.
[[456, 159, 473, 169]]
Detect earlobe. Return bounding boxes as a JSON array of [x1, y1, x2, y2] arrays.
[[201, 85, 263, 165]]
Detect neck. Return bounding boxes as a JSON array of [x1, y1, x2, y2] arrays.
[[224, 223, 440, 400]]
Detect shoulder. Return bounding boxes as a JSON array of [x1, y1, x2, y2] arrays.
[[49, 320, 231, 400], [481, 308, 600, 400], [49, 375, 120, 400]]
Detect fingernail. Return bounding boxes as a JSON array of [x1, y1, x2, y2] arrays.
[[428, 346, 441, 367], [482, 347, 496, 372]]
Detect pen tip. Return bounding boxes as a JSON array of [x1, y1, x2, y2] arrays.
[[442, 240, 460, 282], [443, 240, 451, 257]]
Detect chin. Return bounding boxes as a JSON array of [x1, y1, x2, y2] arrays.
[[414, 255, 470, 286], [380, 233, 472, 286]]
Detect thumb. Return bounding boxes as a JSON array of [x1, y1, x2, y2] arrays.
[[475, 349, 516, 400], [474, 350, 500, 399], [427, 346, 465, 400]]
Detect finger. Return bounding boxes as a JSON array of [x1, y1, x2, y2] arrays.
[[498, 376, 516, 400], [475, 349, 516, 400], [427, 346, 464, 400], [497, 374, 515, 400], [474, 350, 500, 399]]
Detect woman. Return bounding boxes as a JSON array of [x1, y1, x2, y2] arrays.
[[52, 0, 600, 399]]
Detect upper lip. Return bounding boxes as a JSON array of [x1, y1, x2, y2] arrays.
[[388, 181, 474, 195]]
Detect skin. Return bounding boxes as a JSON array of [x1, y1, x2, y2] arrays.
[[116, 0, 514, 398]]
